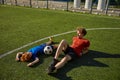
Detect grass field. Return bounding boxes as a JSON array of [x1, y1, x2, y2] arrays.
[[0, 5, 120, 80]]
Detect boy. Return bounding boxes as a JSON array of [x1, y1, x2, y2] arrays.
[[47, 27, 90, 74], [16, 37, 57, 67]]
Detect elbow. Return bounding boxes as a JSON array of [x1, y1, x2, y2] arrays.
[[36, 58, 40, 62], [82, 49, 89, 54], [37, 59, 40, 62]]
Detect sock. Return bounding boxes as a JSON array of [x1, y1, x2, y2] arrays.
[[51, 66, 56, 71]]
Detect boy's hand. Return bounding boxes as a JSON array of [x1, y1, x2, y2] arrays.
[[27, 63, 33, 67], [16, 57, 20, 61], [16, 52, 23, 61], [82, 47, 89, 54]]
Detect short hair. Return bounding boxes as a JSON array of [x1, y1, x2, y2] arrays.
[[76, 27, 87, 36], [20, 52, 31, 62]]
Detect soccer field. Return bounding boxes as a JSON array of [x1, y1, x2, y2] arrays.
[[0, 5, 120, 80]]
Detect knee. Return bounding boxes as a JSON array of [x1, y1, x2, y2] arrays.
[[60, 39, 67, 45]]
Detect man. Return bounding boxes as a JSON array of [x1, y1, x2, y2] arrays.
[[47, 27, 90, 74]]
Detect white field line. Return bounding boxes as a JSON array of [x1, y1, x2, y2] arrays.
[[0, 28, 120, 59]]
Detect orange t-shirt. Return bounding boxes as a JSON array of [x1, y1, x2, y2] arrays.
[[71, 37, 90, 56]]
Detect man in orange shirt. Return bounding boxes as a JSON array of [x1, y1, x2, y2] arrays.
[[47, 27, 90, 74]]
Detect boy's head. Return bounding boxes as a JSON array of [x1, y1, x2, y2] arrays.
[[20, 52, 32, 62], [76, 27, 87, 36]]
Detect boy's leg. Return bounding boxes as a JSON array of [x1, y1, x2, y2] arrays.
[[46, 37, 54, 45], [51, 39, 68, 66], [55, 54, 72, 70], [54, 39, 68, 59], [47, 39, 68, 74], [47, 55, 71, 74]]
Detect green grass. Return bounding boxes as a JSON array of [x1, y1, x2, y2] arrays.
[[0, 5, 120, 80]]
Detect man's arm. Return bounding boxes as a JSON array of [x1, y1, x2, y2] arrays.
[[27, 57, 40, 67]]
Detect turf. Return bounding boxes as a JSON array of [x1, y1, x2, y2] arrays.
[[0, 5, 120, 80]]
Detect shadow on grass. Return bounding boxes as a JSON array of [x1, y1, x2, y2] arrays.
[[49, 50, 120, 80], [29, 52, 57, 68], [29, 55, 50, 67]]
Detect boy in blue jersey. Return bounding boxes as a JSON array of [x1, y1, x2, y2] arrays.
[[16, 37, 57, 67]]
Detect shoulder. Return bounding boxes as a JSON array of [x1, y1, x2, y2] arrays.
[[72, 36, 78, 39], [84, 38, 89, 41], [83, 38, 90, 43], [40, 43, 46, 46], [83, 38, 90, 46]]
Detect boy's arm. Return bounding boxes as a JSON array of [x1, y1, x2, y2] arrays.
[[16, 52, 23, 61], [82, 47, 89, 54], [27, 57, 39, 67], [82, 41, 90, 54]]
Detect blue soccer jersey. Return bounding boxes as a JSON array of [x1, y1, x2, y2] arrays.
[[27, 43, 46, 60]]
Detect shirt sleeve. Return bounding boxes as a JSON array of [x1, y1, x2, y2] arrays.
[[85, 40, 90, 47]]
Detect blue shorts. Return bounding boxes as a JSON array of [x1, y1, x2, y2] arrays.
[[63, 46, 78, 60]]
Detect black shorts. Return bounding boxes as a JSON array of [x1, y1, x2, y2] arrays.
[[63, 46, 78, 60]]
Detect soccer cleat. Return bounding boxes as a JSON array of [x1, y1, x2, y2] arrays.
[[47, 66, 56, 74], [47, 59, 59, 74], [50, 58, 59, 67]]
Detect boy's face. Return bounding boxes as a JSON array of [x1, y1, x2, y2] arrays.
[[77, 30, 84, 38], [20, 52, 32, 62]]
